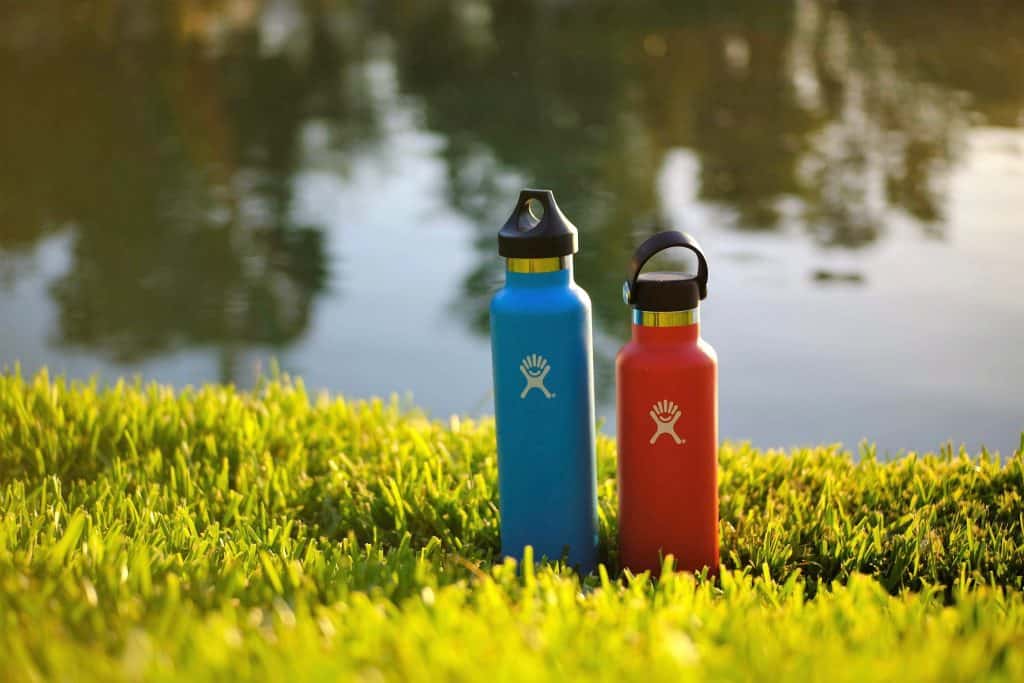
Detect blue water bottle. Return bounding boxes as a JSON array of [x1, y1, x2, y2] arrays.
[[490, 189, 598, 572]]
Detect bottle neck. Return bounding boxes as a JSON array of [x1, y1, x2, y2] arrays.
[[631, 307, 700, 342], [505, 256, 573, 286]]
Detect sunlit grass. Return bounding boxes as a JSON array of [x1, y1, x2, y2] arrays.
[[1, 370, 1022, 680]]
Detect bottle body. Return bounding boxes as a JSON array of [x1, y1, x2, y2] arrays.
[[616, 317, 718, 575], [490, 266, 598, 572]]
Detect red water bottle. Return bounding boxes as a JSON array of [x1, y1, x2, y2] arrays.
[[616, 231, 718, 576]]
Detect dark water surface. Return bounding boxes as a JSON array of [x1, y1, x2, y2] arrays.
[[2, 1, 1022, 454]]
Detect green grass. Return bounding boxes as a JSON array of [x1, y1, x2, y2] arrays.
[[1, 370, 1022, 681]]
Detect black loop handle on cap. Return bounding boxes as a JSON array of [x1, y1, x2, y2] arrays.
[[624, 230, 708, 304], [518, 189, 552, 212], [498, 188, 579, 258], [511, 189, 552, 232]]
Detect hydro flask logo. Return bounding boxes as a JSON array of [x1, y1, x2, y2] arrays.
[[519, 354, 555, 399], [649, 400, 685, 445]]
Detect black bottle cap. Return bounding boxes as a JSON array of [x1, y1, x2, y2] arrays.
[[498, 189, 579, 258], [623, 230, 709, 311]]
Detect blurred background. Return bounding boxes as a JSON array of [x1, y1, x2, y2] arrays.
[[1, 0, 1022, 454]]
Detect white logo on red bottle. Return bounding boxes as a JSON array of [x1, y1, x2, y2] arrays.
[[649, 400, 685, 445], [520, 354, 555, 399]]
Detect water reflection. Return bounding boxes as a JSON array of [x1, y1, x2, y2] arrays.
[[0, 1, 378, 379], [0, 0, 1021, 449], [385, 0, 1023, 338]]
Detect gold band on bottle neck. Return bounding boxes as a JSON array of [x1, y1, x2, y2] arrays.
[[633, 308, 699, 327], [506, 256, 570, 273]]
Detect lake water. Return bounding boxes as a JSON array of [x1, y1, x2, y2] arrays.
[[1, 0, 1022, 455]]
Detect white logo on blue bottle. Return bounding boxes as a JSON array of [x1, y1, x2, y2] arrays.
[[520, 354, 555, 399], [649, 400, 685, 445]]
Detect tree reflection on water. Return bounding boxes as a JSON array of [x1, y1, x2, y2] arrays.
[[0, 2, 379, 378], [383, 0, 1021, 340], [0, 0, 1021, 377]]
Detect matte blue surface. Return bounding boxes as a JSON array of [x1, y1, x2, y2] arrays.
[[490, 267, 598, 572]]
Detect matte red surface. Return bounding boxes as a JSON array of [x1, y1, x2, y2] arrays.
[[616, 322, 719, 576]]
